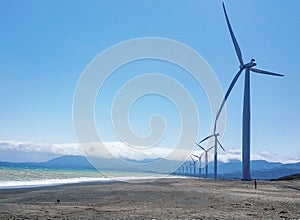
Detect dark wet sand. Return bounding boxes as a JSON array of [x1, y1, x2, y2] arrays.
[[0, 178, 299, 219]]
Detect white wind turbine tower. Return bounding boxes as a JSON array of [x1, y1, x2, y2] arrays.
[[195, 144, 214, 178], [222, 3, 284, 180]]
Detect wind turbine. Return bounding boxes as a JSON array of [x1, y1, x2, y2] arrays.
[[189, 160, 193, 175], [198, 133, 225, 179], [193, 152, 204, 178], [185, 161, 190, 176], [222, 3, 284, 180], [195, 144, 214, 178], [181, 164, 185, 175], [190, 156, 197, 177], [184, 162, 188, 175], [182, 162, 186, 175], [179, 164, 184, 175]]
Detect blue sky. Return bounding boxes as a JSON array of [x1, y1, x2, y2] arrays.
[[0, 0, 299, 162]]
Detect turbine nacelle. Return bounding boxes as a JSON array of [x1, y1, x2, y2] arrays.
[[243, 59, 256, 69]]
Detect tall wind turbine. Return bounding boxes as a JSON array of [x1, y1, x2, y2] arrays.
[[222, 3, 284, 180], [198, 133, 225, 179], [195, 144, 214, 178]]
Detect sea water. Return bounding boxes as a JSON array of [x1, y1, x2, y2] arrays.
[[0, 166, 172, 189]]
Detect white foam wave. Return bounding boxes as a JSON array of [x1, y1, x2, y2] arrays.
[[0, 175, 185, 189], [0, 177, 111, 189]]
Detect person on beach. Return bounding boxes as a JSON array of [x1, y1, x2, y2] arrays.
[[254, 179, 257, 189]]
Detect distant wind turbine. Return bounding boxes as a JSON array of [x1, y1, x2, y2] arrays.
[[184, 162, 189, 175], [188, 160, 193, 175], [193, 152, 204, 178], [222, 2, 284, 180], [179, 164, 184, 175], [198, 133, 225, 179], [195, 144, 214, 178], [190, 156, 197, 177]]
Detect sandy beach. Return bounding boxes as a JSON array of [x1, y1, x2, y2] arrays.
[[0, 178, 299, 219]]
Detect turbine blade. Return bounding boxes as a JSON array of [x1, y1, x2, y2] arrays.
[[196, 143, 205, 151], [250, 68, 284, 77], [222, 2, 244, 66], [215, 68, 243, 122], [217, 139, 225, 151], [192, 154, 200, 159], [199, 134, 214, 144], [208, 146, 214, 151]]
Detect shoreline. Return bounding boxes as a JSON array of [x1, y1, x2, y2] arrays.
[[0, 175, 188, 190], [0, 178, 299, 219]]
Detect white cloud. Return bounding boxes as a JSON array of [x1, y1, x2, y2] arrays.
[[0, 141, 299, 164], [70, 141, 194, 161], [0, 140, 82, 156], [218, 148, 242, 162], [0, 140, 192, 161], [218, 148, 300, 164]]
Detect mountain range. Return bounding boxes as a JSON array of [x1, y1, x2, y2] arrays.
[[0, 155, 299, 180]]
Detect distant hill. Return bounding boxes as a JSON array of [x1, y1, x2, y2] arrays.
[[0, 155, 300, 180], [215, 160, 300, 180], [43, 155, 95, 170], [271, 173, 300, 181], [0, 155, 95, 170], [215, 159, 283, 174]]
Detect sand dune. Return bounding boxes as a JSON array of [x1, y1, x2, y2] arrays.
[[0, 178, 299, 219]]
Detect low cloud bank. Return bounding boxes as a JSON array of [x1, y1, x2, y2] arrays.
[[0, 140, 299, 164]]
